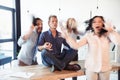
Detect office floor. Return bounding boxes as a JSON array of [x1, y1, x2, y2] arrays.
[[0, 60, 118, 80]]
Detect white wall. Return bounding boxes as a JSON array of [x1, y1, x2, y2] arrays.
[[21, 0, 120, 34]]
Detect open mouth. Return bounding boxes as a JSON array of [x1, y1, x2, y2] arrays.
[[95, 26, 101, 30], [96, 26, 100, 28]]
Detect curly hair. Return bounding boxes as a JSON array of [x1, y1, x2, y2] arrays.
[[32, 17, 42, 26], [85, 16, 107, 36]]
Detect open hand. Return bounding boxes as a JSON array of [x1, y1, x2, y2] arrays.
[[104, 22, 115, 32]]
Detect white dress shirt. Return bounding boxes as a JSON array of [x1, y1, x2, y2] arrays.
[[66, 30, 120, 72], [17, 30, 38, 65]]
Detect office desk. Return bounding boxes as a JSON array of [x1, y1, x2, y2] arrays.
[[1, 60, 120, 80], [0, 64, 84, 80]]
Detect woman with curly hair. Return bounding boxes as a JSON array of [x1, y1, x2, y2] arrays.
[[61, 16, 120, 80]]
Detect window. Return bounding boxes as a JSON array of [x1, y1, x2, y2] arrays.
[[0, 9, 12, 39], [0, 0, 15, 8], [0, 3, 16, 59]]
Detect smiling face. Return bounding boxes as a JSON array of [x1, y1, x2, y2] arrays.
[[92, 17, 104, 34], [36, 20, 43, 33]]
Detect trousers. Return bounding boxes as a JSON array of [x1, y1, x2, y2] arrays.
[[40, 49, 77, 70], [86, 70, 110, 80]]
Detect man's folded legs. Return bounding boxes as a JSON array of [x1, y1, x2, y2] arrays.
[[50, 64, 81, 72]]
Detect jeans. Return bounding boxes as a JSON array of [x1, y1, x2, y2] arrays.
[[40, 49, 77, 70]]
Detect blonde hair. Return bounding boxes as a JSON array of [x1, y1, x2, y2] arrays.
[[66, 18, 78, 34]]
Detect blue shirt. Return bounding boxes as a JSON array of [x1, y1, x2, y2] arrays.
[[38, 29, 68, 54]]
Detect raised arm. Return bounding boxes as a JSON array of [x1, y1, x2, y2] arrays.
[[17, 25, 36, 46], [108, 31, 120, 45], [105, 22, 120, 45], [22, 25, 36, 40], [60, 27, 88, 49], [65, 36, 88, 49]]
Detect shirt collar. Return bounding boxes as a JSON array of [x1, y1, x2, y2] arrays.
[[48, 29, 59, 36]]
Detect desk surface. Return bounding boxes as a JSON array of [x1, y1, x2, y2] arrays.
[[0, 60, 120, 80], [0, 64, 84, 80], [74, 60, 120, 71], [111, 61, 120, 71]]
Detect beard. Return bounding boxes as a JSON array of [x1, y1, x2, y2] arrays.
[[37, 28, 42, 33]]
